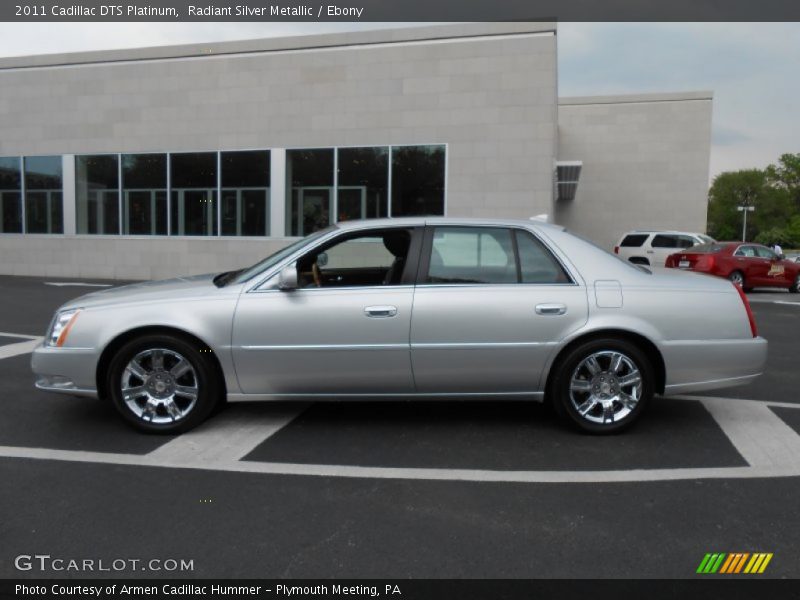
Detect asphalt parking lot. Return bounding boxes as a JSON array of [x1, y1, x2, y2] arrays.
[[0, 275, 799, 579]]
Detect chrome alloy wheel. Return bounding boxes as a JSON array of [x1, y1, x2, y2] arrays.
[[120, 348, 199, 424], [568, 350, 643, 425], [730, 271, 744, 286]]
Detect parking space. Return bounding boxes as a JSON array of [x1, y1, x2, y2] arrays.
[[0, 275, 799, 578]]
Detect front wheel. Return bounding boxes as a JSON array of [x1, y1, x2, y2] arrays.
[[790, 274, 800, 294], [551, 339, 654, 434], [106, 334, 221, 434]]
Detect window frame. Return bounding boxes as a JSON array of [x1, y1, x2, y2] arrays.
[[416, 225, 576, 287], [251, 225, 425, 293]]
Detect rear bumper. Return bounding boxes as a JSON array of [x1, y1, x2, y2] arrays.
[[30, 343, 100, 398], [661, 336, 767, 395]]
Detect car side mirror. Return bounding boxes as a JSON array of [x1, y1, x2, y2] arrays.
[[278, 263, 298, 290]]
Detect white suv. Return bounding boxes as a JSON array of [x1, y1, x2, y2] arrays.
[[614, 231, 715, 268]]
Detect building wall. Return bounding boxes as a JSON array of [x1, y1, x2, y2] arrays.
[[554, 92, 713, 251], [0, 22, 559, 280]]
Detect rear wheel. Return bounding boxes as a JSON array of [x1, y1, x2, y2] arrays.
[[551, 339, 654, 434], [728, 270, 752, 292], [107, 334, 221, 434]]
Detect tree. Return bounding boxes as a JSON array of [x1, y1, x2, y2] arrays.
[[707, 168, 795, 242], [766, 153, 800, 212], [707, 169, 766, 241]]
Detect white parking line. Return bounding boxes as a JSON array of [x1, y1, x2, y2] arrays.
[[147, 403, 309, 465], [0, 338, 42, 360], [0, 397, 798, 483], [0, 332, 40, 340], [43, 282, 112, 288], [700, 397, 800, 468]]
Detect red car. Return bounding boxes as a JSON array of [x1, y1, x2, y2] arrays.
[[665, 241, 800, 293]]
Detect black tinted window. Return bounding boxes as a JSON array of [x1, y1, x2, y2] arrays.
[[621, 234, 648, 247], [651, 234, 678, 248], [516, 230, 571, 284]]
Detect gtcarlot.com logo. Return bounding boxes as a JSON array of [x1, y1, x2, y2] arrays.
[[14, 554, 194, 573], [696, 552, 773, 574]]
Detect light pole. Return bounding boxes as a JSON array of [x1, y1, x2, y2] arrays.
[[737, 205, 755, 241]]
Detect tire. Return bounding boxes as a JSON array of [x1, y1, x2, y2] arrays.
[[629, 257, 650, 266], [789, 274, 800, 294], [728, 270, 749, 291], [551, 338, 654, 434], [106, 334, 222, 434]]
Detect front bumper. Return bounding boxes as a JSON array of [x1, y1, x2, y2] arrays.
[[31, 343, 100, 398], [661, 336, 768, 395]]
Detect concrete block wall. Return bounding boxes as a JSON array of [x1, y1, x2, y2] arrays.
[[555, 92, 713, 251], [0, 235, 290, 280], [0, 22, 558, 280]]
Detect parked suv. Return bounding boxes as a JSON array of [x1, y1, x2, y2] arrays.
[[614, 231, 715, 267]]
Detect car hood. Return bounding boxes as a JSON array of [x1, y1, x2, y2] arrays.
[[60, 273, 224, 310]]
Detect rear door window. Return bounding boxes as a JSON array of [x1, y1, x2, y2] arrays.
[[425, 227, 571, 285], [427, 227, 516, 284], [620, 234, 648, 247], [515, 230, 572, 284], [651, 234, 678, 248]]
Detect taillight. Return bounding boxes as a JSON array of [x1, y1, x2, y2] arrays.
[[665, 256, 674, 268], [733, 283, 758, 337], [614, 246, 619, 254]]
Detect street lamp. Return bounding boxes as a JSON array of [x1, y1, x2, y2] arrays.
[[737, 205, 755, 241]]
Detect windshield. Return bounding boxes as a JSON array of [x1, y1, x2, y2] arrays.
[[227, 228, 334, 285]]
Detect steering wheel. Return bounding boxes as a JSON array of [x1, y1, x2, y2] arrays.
[[312, 262, 322, 287]]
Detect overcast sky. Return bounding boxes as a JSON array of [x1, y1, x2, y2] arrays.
[[0, 22, 797, 181]]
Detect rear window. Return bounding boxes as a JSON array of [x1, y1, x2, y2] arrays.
[[688, 243, 726, 254], [620, 234, 648, 247]]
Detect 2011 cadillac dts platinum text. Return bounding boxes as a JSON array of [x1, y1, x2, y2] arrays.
[[31, 218, 768, 434]]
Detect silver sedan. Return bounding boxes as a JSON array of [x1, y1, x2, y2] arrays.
[[31, 218, 767, 434]]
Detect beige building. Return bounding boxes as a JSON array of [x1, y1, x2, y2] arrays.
[[0, 22, 712, 280]]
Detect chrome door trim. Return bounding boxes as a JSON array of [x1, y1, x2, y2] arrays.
[[240, 343, 408, 351], [227, 390, 546, 401], [411, 341, 557, 349]]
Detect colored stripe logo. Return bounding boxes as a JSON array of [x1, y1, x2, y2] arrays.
[[697, 552, 773, 574]]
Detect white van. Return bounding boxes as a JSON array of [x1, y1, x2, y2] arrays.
[[614, 231, 715, 268]]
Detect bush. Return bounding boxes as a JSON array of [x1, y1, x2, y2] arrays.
[[754, 227, 798, 248]]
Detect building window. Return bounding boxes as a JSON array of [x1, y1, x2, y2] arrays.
[[75, 154, 119, 235], [0, 156, 22, 233], [336, 147, 389, 222], [122, 154, 167, 235], [221, 150, 270, 236], [391, 145, 446, 217], [24, 156, 63, 234], [170, 152, 217, 236], [286, 149, 334, 237]]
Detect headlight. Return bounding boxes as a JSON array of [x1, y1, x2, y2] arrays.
[[46, 309, 81, 347]]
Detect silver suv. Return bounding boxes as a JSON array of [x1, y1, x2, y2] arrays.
[[614, 231, 715, 268]]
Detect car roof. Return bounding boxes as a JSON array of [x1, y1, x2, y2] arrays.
[[333, 216, 566, 232]]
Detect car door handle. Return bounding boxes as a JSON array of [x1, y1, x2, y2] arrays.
[[364, 305, 397, 318], [535, 303, 567, 316]]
